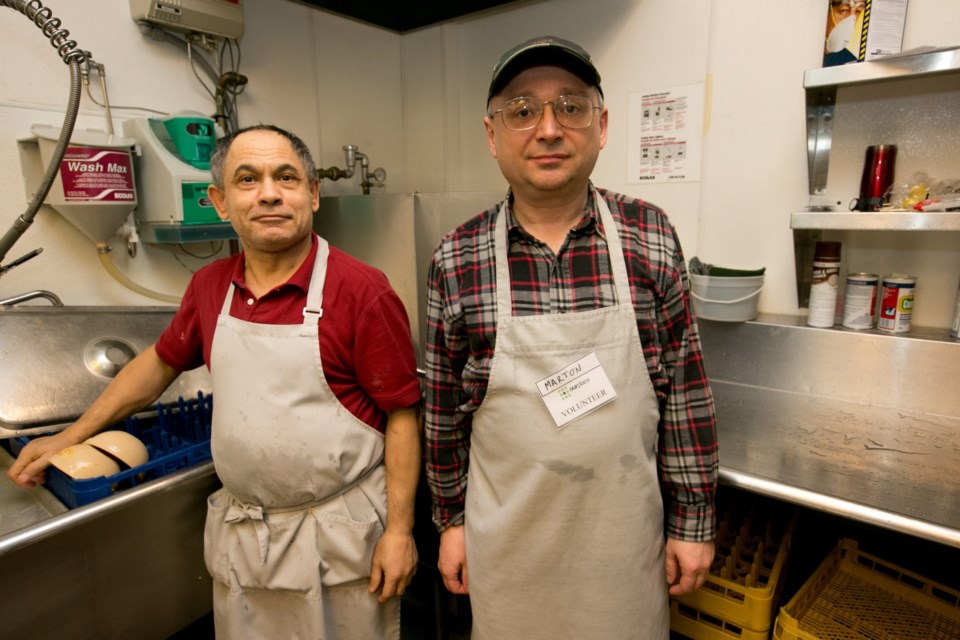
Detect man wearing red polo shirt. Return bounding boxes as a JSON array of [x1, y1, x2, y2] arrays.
[[10, 124, 421, 639]]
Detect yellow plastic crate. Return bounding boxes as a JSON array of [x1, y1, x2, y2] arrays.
[[671, 501, 796, 637], [671, 599, 771, 640], [773, 538, 960, 640]]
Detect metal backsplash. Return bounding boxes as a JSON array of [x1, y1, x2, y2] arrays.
[[698, 314, 960, 418], [0, 306, 212, 437], [313, 192, 503, 367]]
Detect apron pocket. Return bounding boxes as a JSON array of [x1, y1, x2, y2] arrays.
[[312, 489, 384, 587], [204, 488, 320, 595]]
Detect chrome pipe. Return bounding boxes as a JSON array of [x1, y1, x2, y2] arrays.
[[0, 289, 63, 306]]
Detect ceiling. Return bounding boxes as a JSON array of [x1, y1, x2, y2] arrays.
[[295, 0, 523, 32]]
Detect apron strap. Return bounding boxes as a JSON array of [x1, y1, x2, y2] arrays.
[[593, 192, 634, 308], [493, 198, 513, 320], [221, 282, 236, 316], [493, 191, 634, 318], [302, 237, 329, 323], [224, 500, 272, 563]]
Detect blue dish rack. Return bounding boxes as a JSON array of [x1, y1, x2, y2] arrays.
[[12, 393, 213, 509]]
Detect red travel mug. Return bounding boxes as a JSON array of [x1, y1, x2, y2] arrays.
[[855, 144, 897, 211]]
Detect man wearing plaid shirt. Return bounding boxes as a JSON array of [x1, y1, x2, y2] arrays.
[[424, 36, 718, 639]]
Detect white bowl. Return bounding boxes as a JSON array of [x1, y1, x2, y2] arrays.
[[86, 431, 149, 469], [49, 443, 122, 479]]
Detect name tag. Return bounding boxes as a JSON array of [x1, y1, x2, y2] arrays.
[[537, 352, 618, 430]]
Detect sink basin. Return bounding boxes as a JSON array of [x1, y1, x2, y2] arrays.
[[0, 446, 67, 536], [0, 306, 211, 438]]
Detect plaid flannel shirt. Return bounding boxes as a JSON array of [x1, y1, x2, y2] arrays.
[[424, 184, 718, 541]]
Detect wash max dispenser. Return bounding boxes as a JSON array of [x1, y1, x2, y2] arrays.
[[123, 114, 235, 243]]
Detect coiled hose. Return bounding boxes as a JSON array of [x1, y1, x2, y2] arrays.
[[0, 0, 88, 266]]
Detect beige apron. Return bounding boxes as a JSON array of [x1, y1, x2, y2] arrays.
[[465, 195, 669, 639], [204, 238, 399, 640]]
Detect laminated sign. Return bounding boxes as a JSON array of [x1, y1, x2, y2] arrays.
[[537, 352, 618, 430]]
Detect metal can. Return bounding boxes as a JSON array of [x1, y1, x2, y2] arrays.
[[807, 241, 842, 328], [877, 274, 916, 333], [842, 273, 879, 330]]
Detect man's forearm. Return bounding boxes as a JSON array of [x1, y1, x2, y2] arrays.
[[383, 406, 421, 533]]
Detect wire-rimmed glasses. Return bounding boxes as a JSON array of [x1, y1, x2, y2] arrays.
[[490, 95, 601, 131]]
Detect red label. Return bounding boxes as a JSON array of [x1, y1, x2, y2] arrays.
[[59, 147, 136, 202], [879, 284, 913, 321]]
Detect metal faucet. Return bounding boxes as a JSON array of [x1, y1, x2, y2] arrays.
[[0, 248, 62, 306], [0, 290, 64, 307], [317, 145, 386, 195]]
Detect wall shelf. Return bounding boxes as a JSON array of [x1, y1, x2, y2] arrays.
[[804, 46, 960, 197], [791, 211, 960, 231], [797, 47, 960, 307], [804, 45, 960, 90]]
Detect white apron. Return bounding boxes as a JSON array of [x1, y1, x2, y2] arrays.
[[204, 238, 399, 640], [465, 195, 669, 639]]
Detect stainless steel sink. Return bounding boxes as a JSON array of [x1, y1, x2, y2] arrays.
[[0, 446, 67, 536], [0, 306, 211, 437], [0, 306, 217, 639]]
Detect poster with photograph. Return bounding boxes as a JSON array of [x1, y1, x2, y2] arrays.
[[823, 0, 909, 67]]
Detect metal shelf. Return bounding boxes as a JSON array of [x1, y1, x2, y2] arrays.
[[804, 45, 960, 90], [804, 46, 960, 197], [797, 49, 960, 306], [791, 211, 960, 231]]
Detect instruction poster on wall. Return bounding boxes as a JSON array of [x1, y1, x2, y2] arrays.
[[627, 83, 704, 184]]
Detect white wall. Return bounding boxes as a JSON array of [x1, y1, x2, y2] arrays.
[[403, 0, 712, 248], [0, 0, 403, 306], [406, 0, 960, 326], [2, 0, 957, 326]]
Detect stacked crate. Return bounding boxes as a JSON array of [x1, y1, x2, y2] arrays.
[[671, 497, 796, 640], [773, 538, 960, 640]]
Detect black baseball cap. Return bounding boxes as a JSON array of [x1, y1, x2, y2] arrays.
[[487, 35, 603, 104]]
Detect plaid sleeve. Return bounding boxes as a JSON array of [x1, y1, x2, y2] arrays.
[[423, 246, 471, 531], [656, 224, 719, 542]]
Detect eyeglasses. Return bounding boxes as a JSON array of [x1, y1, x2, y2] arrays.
[[490, 95, 601, 131]]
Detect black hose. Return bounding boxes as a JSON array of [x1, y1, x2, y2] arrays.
[[0, 0, 89, 265]]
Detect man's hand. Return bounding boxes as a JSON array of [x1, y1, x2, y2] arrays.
[[7, 431, 79, 488], [665, 538, 714, 596], [369, 529, 418, 603], [438, 524, 469, 594], [8, 345, 178, 489], [371, 406, 421, 602]]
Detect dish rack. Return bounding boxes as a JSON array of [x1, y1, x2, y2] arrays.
[[773, 538, 960, 640], [11, 393, 213, 509], [671, 495, 797, 640]]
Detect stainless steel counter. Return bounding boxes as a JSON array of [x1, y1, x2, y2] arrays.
[[713, 381, 959, 546], [0, 461, 219, 639], [0, 447, 66, 537], [0, 306, 217, 638], [700, 315, 960, 548]]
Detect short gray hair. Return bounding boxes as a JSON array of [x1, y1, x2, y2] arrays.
[[209, 124, 318, 189]]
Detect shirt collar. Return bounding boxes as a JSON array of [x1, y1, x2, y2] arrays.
[[230, 232, 319, 295], [504, 182, 603, 240]]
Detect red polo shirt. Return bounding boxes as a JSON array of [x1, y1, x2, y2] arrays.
[[156, 234, 421, 433]]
